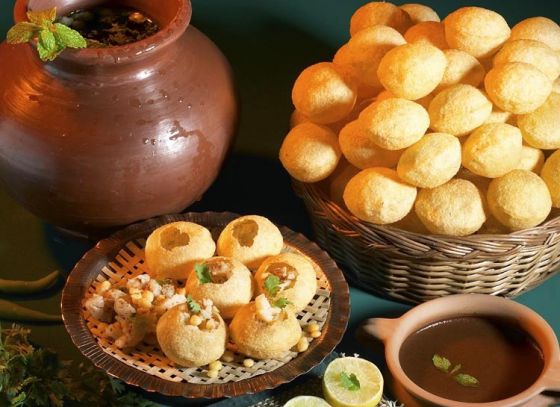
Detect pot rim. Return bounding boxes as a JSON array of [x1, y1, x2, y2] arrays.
[[383, 294, 559, 407], [13, 0, 191, 65]]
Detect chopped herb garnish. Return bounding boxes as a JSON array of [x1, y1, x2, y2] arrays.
[[194, 263, 212, 284], [273, 297, 291, 309], [339, 372, 360, 391], [264, 275, 281, 296], [454, 373, 479, 387], [432, 354, 479, 388], [185, 295, 201, 314]]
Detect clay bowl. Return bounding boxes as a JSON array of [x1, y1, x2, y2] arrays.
[[61, 211, 350, 399], [361, 294, 560, 407]]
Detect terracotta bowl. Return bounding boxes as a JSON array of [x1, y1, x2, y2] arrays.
[[60, 212, 350, 399], [361, 294, 560, 407]]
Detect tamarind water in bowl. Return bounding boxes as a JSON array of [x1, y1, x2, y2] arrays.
[[399, 316, 545, 403]]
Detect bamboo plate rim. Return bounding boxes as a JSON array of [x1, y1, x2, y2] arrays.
[[61, 211, 350, 399]]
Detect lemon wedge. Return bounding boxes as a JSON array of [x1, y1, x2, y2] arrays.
[[284, 395, 332, 406], [322, 357, 384, 407]]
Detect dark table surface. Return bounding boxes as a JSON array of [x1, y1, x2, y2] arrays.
[[1, 1, 559, 405]]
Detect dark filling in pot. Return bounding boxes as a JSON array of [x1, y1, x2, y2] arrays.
[[59, 5, 160, 47], [399, 316, 544, 403]]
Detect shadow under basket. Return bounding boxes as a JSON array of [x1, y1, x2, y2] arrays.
[[293, 180, 560, 305]]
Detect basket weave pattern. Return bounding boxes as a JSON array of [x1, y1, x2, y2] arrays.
[[294, 180, 560, 304]]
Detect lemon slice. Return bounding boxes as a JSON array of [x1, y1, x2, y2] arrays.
[[322, 357, 384, 407], [284, 395, 332, 406]]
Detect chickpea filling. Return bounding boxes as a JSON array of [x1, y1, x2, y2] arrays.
[[232, 219, 259, 247], [160, 226, 190, 250], [264, 262, 298, 290], [180, 299, 220, 331], [204, 258, 234, 284]]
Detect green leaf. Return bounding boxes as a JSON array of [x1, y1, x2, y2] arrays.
[[37, 29, 60, 61], [450, 364, 462, 375], [27, 7, 57, 25], [273, 297, 291, 309], [454, 373, 479, 387], [339, 372, 360, 391], [264, 275, 281, 296], [6, 22, 41, 44], [53, 23, 87, 48], [185, 295, 201, 314], [432, 354, 451, 373], [194, 264, 212, 284]]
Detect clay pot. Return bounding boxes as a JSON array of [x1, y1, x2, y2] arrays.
[[361, 294, 560, 407], [0, 0, 237, 235]]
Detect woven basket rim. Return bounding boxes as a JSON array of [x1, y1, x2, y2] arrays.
[[294, 179, 560, 243]]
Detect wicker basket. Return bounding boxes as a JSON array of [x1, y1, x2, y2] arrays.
[[293, 180, 560, 304]]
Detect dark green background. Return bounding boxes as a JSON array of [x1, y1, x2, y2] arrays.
[[1, 0, 559, 404]]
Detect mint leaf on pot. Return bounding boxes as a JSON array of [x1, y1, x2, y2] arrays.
[[454, 373, 479, 387], [27, 8, 57, 26], [38, 29, 59, 61], [54, 23, 87, 48], [432, 354, 451, 373], [6, 22, 41, 43]]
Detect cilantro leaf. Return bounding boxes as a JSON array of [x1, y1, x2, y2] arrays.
[[53, 23, 87, 48], [185, 295, 201, 314], [264, 275, 281, 296], [6, 22, 41, 44], [273, 297, 291, 309], [432, 354, 451, 373], [195, 264, 212, 284], [339, 372, 360, 391], [454, 373, 479, 387]]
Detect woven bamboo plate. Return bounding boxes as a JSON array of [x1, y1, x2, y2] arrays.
[[61, 212, 350, 399]]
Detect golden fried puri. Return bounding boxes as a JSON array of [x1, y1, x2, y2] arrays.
[[358, 98, 430, 150], [145, 222, 216, 280], [229, 299, 302, 360], [339, 120, 403, 169], [404, 22, 448, 49], [540, 150, 560, 208], [156, 303, 227, 367], [484, 103, 513, 125], [428, 84, 492, 136], [517, 93, 560, 149], [343, 167, 417, 224], [494, 39, 560, 82], [462, 123, 523, 178], [350, 2, 412, 36], [437, 49, 485, 91], [279, 123, 341, 183], [415, 179, 487, 236], [443, 7, 510, 59], [217, 215, 283, 270], [510, 17, 560, 52], [185, 257, 253, 319], [487, 170, 552, 230], [397, 132, 461, 188], [377, 42, 447, 100], [484, 62, 552, 114], [515, 145, 545, 173], [292, 62, 357, 124], [400, 3, 440, 24], [334, 26, 406, 94], [327, 161, 360, 207], [255, 252, 317, 313]]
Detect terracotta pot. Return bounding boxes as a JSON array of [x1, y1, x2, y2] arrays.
[[0, 0, 237, 235], [361, 294, 560, 407]]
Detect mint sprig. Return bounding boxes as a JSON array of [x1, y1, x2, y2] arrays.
[[7, 7, 87, 61], [194, 264, 212, 284], [339, 372, 360, 391], [432, 354, 479, 388]]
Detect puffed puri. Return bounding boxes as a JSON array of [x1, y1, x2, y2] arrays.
[[397, 133, 461, 188], [443, 6, 511, 59], [358, 98, 430, 150], [493, 39, 560, 82], [343, 167, 417, 225], [279, 122, 341, 183], [540, 150, 560, 208], [350, 2, 412, 36], [415, 179, 487, 236], [377, 41, 447, 100], [156, 303, 227, 367], [509, 17, 560, 52], [517, 93, 560, 149], [487, 170, 552, 231], [399, 3, 440, 24]]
